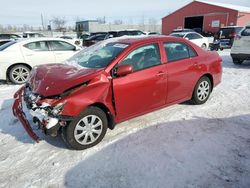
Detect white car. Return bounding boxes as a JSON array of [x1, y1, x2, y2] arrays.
[[0, 38, 81, 84], [231, 26, 250, 65], [170, 32, 209, 49]]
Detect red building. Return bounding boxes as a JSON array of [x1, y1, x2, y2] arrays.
[[162, 0, 250, 35]]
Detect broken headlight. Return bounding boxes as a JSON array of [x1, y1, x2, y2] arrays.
[[52, 103, 65, 116]]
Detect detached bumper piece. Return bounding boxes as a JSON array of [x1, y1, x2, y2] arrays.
[[12, 87, 40, 143]]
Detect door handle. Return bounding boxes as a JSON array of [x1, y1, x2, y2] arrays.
[[156, 72, 165, 76], [26, 54, 34, 56]]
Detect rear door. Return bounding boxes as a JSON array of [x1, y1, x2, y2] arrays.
[[49, 40, 77, 63], [22, 41, 56, 66], [164, 41, 199, 103], [112, 43, 167, 121], [232, 27, 250, 54]]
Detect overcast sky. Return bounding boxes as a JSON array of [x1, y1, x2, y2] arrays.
[[1, 0, 250, 26]]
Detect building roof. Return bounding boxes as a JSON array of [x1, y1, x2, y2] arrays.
[[76, 20, 99, 24], [195, 0, 250, 13]]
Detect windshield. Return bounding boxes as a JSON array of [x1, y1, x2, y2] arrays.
[[66, 41, 129, 69], [0, 41, 16, 51]]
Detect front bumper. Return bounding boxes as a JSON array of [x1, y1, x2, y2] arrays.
[[12, 87, 40, 142], [12, 86, 74, 142]]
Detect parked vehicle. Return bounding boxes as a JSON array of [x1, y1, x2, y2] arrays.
[[82, 34, 108, 47], [213, 26, 243, 49], [108, 30, 145, 37], [79, 33, 90, 40], [0, 39, 13, 46], [23, 32, 45, 38], [146, 32, 161, 35], [0, 38, 81, 84], [60, 35, 82, 46], [13, 36, 222, 150], [170, 32, 209, 49], [172, 28, 194, 33], [231, 26, 250, 64], [83, 30, 146, 47], [0, 33, 21, 40]]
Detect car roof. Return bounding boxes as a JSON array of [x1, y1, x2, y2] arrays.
[[106, 35, 178, 45], [171, 32, 199, 35]]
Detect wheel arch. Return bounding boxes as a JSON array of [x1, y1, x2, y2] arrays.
[[6, 63, 32, 80], [202, 73, 214, 91], [89, 102, 116, 130]]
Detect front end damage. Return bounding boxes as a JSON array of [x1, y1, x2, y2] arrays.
[[12, 84, 73, 142]]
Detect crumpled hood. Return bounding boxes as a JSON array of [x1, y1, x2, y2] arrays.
[[29, 64, 103, 97]]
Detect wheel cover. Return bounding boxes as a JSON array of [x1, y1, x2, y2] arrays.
[[201, 44, 206, 49], [74, 115, 103, 145], [197, 81, 210, 101], [11, 67, 29, 84]]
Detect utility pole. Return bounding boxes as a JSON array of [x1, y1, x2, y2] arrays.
[[41, 13, 45, 31]]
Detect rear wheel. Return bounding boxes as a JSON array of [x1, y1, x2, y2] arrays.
[[62, 106, 108, 150], [191, 76, 212, 105], [9, 64, 30, 84], [201, 43, 207, 49]]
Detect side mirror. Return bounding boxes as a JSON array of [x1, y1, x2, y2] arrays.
[[184, 37, 190, 40], [117, 64, 133, 77]]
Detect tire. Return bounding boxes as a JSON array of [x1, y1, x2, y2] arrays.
[[191, 76, 212, 105], [9, 64, 31, 84], [201, 43, 207, 49], [62, 106, 108, 150], [232, 58, 243, 65]]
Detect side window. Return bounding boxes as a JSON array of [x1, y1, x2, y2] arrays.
[[241, 28, 250, 36], [120, 44, 161, 71], [24, 41, 49, 51], [185, 34, 193, 40], [164, 42, 197, 62], [50, 41, 75, 51], [192, 33, 202, 39]]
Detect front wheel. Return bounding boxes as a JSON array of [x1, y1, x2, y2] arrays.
[[62, 106, 108, 150], [191, 76, 212, 105]]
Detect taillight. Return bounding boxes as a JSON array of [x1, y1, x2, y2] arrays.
[[229, 32, 237, 38]]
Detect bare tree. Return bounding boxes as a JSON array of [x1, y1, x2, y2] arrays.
[[113, 19, 123, 25], [51, 16, 67, 31], [96, 17, 105, 24], [148, 18, 157, 32]]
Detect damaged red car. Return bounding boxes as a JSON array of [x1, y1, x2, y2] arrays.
[[13, 36, 222, 150]]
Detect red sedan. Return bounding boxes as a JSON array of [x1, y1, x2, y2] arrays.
[[13, 36, 222, 150]]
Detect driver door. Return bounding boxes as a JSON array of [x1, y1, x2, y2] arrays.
[[112, 43, 167, 122]]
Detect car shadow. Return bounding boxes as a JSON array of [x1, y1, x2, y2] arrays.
[[64, 114, 250, 188]]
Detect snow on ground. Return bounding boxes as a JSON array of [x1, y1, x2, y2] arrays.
[[0, 50, 250, 188]]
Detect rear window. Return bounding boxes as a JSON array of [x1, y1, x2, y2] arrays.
[[0, 41, 16, 51], [218, 27, 243, 38], [241, 28, 250, 36]]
